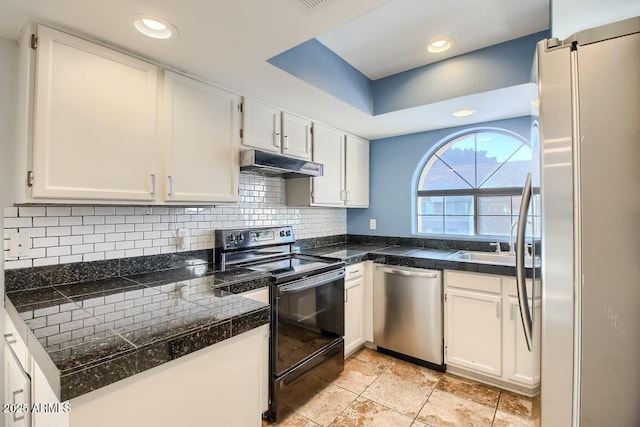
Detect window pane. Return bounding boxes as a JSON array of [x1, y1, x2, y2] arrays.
[[478, 216, 511, 236], [444, 195, 474, 215], [444, 216, 473, 235], [417, 196, 443, 215], [475, 132, 523, 188], [418, 216, 443, 234], [437, 134, 476, 187], [481, 146, 532, 188], [478, 196, 512, 215], [418, 158, 473, 191]]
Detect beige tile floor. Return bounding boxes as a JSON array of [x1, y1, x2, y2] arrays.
[[263, 347, 539, 427]]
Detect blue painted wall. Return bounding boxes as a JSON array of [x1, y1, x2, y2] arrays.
[[372, 31, 549, 115], [268, 39, 373, 114], [268, 31, 549, 116], [347, 116, 532, 238]]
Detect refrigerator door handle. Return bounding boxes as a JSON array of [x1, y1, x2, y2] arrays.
[[516, 172, 534, 351]]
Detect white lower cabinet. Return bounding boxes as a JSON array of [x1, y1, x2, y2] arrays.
[[240, 288, 270, 414], [4, 344, 31, 427], [4, 309, 266, 427], [445, 287, 502, 377], [502, 279, 541, 387], [344, 263, 368, 357], [444, 271, 540, 394]]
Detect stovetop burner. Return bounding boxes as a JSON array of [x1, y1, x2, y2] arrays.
[[215, 226, 344, 283]]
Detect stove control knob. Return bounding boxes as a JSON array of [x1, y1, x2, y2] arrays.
[[285, 230, 291, 237], [279, 230, 285, 237]]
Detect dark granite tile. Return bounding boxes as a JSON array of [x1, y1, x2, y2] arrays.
[[314, 234, 347, 247], [347, 234, 399, 246], [136, 321, 231, 372], [16, 298, 77, 322], [47, 333, 136, 373], [53, 277, 140, 298], [227, 278, 270, 294], [293, 237, 316, 250], [116, 299, 216, 348], [231, 308, 269, 336], [125, 268, 194, 285], [50, 259, 120, 286], [369, 246, 424, 256], [7, 287, 68, 307], [60, 351, 138, 401], [5, 266, 52, 292], [118, 249, 210, 276], [205, 267, 267, 284]]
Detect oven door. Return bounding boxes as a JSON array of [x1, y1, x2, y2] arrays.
[[273, 268, 345, 377]]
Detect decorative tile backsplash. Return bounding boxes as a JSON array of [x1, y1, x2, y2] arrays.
[[3, 173, 346, 270]]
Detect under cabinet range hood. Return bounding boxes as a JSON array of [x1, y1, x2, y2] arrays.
[[240, 149, 323, 178]]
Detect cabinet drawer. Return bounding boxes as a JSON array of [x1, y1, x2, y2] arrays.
[[445, 270, 501, 294], [503, 277, 540, 299], [345, 263, 363, 281]]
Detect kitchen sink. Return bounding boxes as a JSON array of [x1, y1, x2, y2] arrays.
[[450, 251, 540, 267]]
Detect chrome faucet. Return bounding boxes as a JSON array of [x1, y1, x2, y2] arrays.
[[489, 242, 502, 254], [509, 219, 532, 254]]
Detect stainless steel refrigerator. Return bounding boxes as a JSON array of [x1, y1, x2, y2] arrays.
[[515, 17, 640, 426]]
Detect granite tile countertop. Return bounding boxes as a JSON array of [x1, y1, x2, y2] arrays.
[[298, 244, 536, 277], [5, 263, 271, 402]]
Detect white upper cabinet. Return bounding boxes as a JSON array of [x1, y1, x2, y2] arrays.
[[344, 135, 369, 207], [310, 123, 344, 206], [31, 25, 158, 201], [162, 71, 240, 203], [241, 98, 312, 160], [241, 98, 281, 154], [16, 24, 240, 205], [286, 126, 369, 208], [281, 112, 312, 160]]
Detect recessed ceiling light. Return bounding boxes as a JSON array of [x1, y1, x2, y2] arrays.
[[451, 109, 476, 118], [133, 16, 177, 39], [428, 37, 453, 53]]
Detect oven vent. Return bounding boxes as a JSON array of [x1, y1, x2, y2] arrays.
[[299, 0, 330, 10]]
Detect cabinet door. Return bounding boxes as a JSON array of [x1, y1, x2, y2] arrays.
[[504, 296, 541, 386], [240, 288, 269, 413], [344, 135, 369, 207], [32, 25, 158, 201], [163, 71, 240, 203], [242, 98, 281, 153], [311, 123, 344, 206], [4, 344, 31, 427], [445, 288, 502, 376], [281, 112, 312, 160], [344, 278, 364, 357]]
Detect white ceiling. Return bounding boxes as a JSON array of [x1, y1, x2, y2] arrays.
[[317, 0, 549, 80], [0, 0, 548, 140]]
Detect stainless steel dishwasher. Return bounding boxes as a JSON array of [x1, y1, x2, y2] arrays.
[[373, 264, 445, 371]]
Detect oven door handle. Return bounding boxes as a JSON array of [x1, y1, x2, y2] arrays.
[[279, 270, 345, 294]]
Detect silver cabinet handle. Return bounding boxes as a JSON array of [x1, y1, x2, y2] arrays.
[[168, 175, 174, 197], [274, 132, 281, 148], [284, 135, 289, 149], [516, 172, 534, 351], [376, 266, 438, 279], [12, 389, 25, 422], [496, 301, 501, 318], [150, 174, 156, 196], [346, 191, 351, 201], [510, 303, 515, 320], [344, 289, 348, 303], [340, 190, 346, 201], [4, 332, 16, 345]]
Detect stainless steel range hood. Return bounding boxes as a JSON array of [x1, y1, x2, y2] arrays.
[[240, 149, 323, 178]]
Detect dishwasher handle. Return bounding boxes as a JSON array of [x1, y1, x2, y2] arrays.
[[376, 266, 439, 279]]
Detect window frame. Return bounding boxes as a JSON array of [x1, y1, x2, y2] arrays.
[[414, 128, 531, 239]]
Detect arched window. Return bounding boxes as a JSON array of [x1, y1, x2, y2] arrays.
[[415, 130, 535, 237]]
